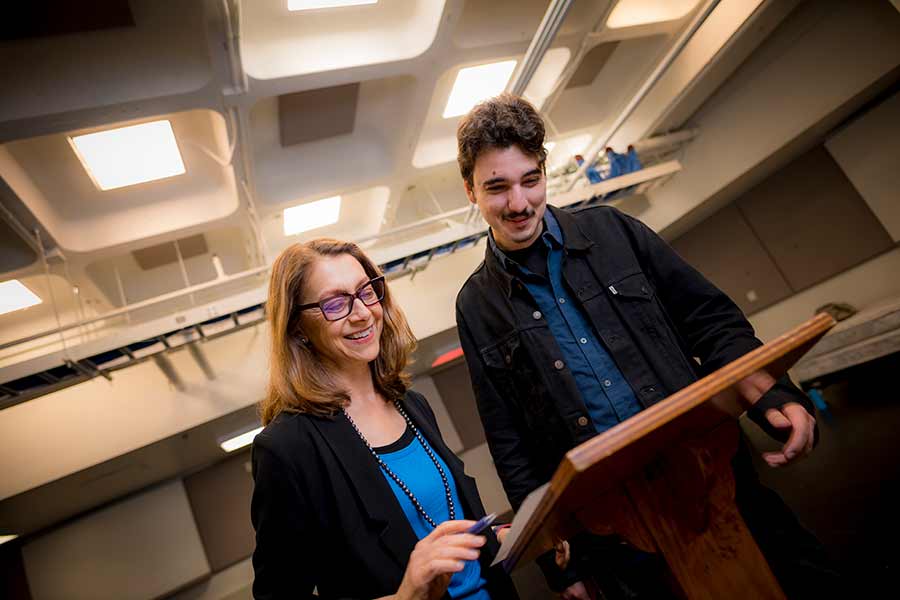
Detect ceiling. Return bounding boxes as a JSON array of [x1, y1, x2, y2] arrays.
[[2, 0, 898, 540]]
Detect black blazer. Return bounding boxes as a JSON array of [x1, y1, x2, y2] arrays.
[[250, 390, 518, 600]]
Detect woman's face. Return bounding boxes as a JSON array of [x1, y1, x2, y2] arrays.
[[300, 253, 384, 369]]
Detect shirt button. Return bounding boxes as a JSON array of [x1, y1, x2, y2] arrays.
[[554, 360, 565, 370], [579, 337, 587, 344], [603, 379, 612, 387], [576, 416, 589, 427], [558, 297, 566, 304], [532, 310, 542, 320]]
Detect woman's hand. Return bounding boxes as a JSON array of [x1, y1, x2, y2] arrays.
[[396, 520, 485, 600]]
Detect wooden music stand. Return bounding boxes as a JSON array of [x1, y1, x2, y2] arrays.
[[497, 313, 836, 600]]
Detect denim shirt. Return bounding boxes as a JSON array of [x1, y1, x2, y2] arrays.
[[488, 210, 642, 433]]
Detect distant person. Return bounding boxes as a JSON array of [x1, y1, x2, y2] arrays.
[[251, 239, 518, 600], [574, 154, 603, 184], [625, 144, 642, 173], [605, 146, 627, 178]]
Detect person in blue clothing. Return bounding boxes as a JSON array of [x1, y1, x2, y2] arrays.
[[604, 146, 627, 178], [574, 154, 603, 184], [625, 145, 642, 173], [251, 238, 518, 600]]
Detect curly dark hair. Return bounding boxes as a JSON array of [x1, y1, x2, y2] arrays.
[[456, 93, 547, 188]]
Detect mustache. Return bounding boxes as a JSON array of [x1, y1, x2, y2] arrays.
[[503, 209, 535, 220]]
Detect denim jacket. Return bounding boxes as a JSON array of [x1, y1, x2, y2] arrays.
[[455, 205, 812, 587]]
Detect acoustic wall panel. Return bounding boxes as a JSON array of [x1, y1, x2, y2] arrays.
[[826, 90, 900, 241], [22, 480, 210, 600], [670, 204, 793, 315], [431, 361, 486, 452], [737, 146, 893, 292], [183, 451, 255, 572]]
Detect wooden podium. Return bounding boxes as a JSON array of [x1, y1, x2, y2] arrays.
[[497, 313, 836, 599]]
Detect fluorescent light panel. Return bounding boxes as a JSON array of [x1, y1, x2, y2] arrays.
[[443, 60, 518, 119], [606, 0, 699, 29], [283, 195, 342, 235], [0, 280, 42, 316], [288, 0, 377, 10], [220, 426, 264, 453], [70, 120, 186, 191]]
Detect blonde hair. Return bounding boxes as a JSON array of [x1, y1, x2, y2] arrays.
[[260, 239, 415, 424]]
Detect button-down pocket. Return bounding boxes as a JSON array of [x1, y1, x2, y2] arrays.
[[609, 272, 654, 301], [480, 333, 520, 369]]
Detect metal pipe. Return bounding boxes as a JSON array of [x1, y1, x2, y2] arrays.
[[0, 265, 269, 351], [565, 0, 721, 191], [508, 0, 576, 97], [173, 239, 195, 306], [353, 206, 471, 246]]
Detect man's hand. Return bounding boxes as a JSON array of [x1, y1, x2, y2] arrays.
[[560, 581, 592, 600], [757, 402, 816, 467], [736, 370, 816, 467]]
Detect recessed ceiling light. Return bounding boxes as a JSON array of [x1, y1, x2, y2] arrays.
[[0, 534, 19, 545], [606, 0, 699, 29], [70, 120, 186, 191], [288, 0, 377, 11], [283, 196, 342, 235], [0, 280, 42, 317], [219, 426, 264, 453], [443, 60, 518, 119]]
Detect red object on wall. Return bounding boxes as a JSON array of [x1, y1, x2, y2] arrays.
[[431, 347, 464, 368]]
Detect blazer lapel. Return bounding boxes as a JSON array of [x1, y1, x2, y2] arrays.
[[310, 412, 418, 570]]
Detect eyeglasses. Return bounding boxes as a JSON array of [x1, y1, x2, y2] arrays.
[[298, 276, 385, 322]]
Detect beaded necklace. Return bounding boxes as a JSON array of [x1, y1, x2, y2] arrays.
[[343, 400, 456, 529]]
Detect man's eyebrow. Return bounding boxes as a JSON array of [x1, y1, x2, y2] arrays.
[[482, 169, 543, 187]]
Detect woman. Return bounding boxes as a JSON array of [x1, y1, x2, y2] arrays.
[[251, 238, 518, 600]]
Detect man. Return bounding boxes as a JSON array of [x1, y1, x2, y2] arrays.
[[454, 94, 837, 599]]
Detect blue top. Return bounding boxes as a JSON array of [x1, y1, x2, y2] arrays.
[[489, 210, 642, 433], [626, 147, 642, 173], [607, 151, 628, 178], [376, 427, 490, 600]]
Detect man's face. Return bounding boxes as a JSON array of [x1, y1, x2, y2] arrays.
[[464, 145, 547, 252]]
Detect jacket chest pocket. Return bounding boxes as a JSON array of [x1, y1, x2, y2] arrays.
[[481, 332, 521, 370], [480, 332, 560, 432], [608, 271, 659, 331]]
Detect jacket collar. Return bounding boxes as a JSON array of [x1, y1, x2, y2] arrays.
[[310, 402, 418, 570], [309, 392, 485, 569], [483, 204, 594, 296]]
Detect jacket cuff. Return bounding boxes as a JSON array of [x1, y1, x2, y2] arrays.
[[536, 548, 581, 592], [746, 376, 818, 443]]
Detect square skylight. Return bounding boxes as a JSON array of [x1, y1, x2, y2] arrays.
[[70, 120, 186, 191], [606, 0, 699, 29], [288, 0, 377, 11], [0, 280, 42, 317], [283, 196, 342, 235], [443, 60, 518, 119]]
